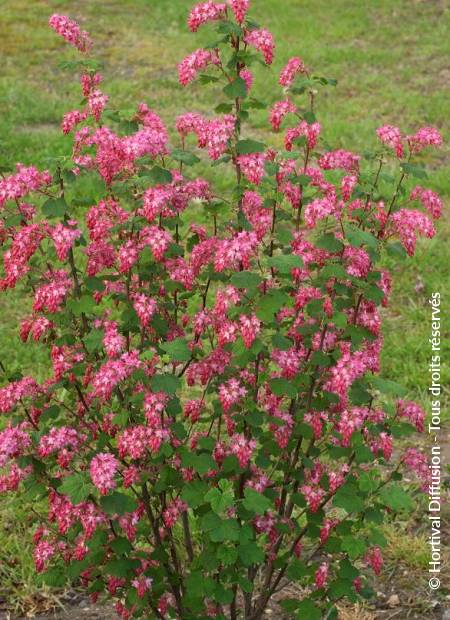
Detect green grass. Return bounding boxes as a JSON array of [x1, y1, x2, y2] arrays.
[[0, 0, 449, 614]]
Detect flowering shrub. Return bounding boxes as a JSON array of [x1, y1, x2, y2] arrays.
[[0, 3, 443, 619]]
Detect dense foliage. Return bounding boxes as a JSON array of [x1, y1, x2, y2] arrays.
[[0, 2, 443, 618]]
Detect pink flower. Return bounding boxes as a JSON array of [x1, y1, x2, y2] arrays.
[[132, 293, 158, 328], [163, 498, 188, 528], [279, 57, 306, 87], [33, 270, 73, 313], [205, 114, 236, 160], [410, 186, 442, 219], [38, 426, 83, 458], [91, 351, 142, 402], [407, 126, 442, 153], [20, 316, 53, 342], [230, 433, 256, 468], [88, 90, 109, 122], [103, 321, 126, 358], [365, 546, 383, 575], [178, 49, 220, 86], [214, 231, 259, 271], [132, 576, 153, 598], [50, 223, 82, 261], [1, 223, 45, 289], [141, 226, 172, 261], [391, 209, 435, 256], [239, 313, 261, 348], [244, 29, 275, 65], [396, 399, 426, 433], [343, 246, 371, 278], [81, 72, 102, 97], [285, 121, 321, 151], [228, 0, 249, 24], [269, 100, 296, 131], [49, 14, 92, 53], [319, 149, 360, 172], [219, 378, 247, 412], [188, 2, 226, 31], [376, 125, 404, 158], [0, 423, 31, 467], [0, 164, 52, 209], [237, 152, 265, 184], [61, 110, 87, 134], [240, 69, 253, 92], [0, 377, 40, 414], [403, 448, 430, 491], [304, 195, 338, 228], [90, 453, 119, 494], [34, 539, 56, 572], [315, 562, 329, 588], [301, 485, 326, 512], [341, 174, 358, 201]]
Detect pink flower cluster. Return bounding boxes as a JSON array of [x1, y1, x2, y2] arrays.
[[279, 56, 306, 87], [244, 29, 275, 65], [178, 48, 220, 86], [285, 120, 321, 151], [188, 2, 226, 31], [0, 165, 51, 209], [90, 453, 119, 494], [391, 209, 435, 256], [49, 14, 92, 52], [228, 0, 249, 23], [269, 100, 296, 131]]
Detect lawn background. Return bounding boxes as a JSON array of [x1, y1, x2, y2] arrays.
[[0, 0, 449, 616]]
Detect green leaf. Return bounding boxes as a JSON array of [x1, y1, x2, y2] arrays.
[[100, 492, 139, 516], [371, 377, 408, 396], [217, 545, 238, 565], [59, 473, 93, 504], [243, 488, 272, 515], [364, 284, 384, 304], [84, 329, 104, 354], [271, 333, 293, 350], [160, 338, 191, 362], [341, 536, 367, 559], [68, 295, 96, 316], [268, 378, 297, 398], [41, 567, 67, 587], [379, 484, 413, 512], [400, 162, 428, 179], [345, 225, 378, 249], [223, 76, 248, 99], [104, 558, 140, 578], [230, 271, 262, 289], [287, 558, 309, 581], [296, 599, 321, 620], [214, 519, 240, 542], [147, 166, 173, 185], [238, 542, 265, 566], [150, 373, 181, 395], [333, 484, 365, 513], [42, 197, 68, 219], [339, 558, 359, 580], [267, 254, 303, 273], [205, 486, 234, 514], [85, 276, 106, 292], [256, 291, 289, 322], [316, 233, 344, 253], [236, 139, 266, 154], [110, 537, 133, 555], [171, 149, 201, 166]]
